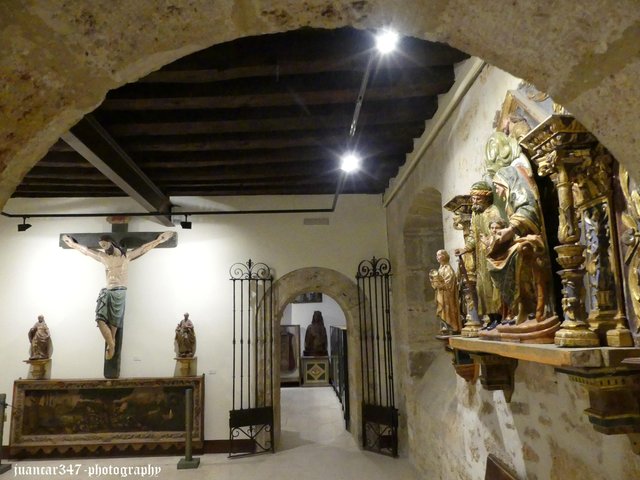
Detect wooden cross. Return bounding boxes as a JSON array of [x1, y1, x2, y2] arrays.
[[60, 230, 177, 379]]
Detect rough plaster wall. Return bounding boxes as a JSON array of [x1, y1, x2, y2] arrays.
[[0, 1, 640, 205], [386, 64, 640, 478]]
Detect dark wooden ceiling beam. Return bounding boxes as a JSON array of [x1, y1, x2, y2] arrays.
[[139, 53, 464, 83], [51, 127, 421, 153], [40, 147, 408, 169], [61, 115, 173, 225], [100, 83, 452, 111], [107, 102, 437, 136], [95, 97, 438, 124], [13, 186, 123, 195], [124, 136, 415, 153]]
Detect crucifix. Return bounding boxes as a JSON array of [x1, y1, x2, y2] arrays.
[[60, 220, 177, 379]]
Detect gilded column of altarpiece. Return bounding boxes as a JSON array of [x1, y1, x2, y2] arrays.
[[522, 115, 633, 347]]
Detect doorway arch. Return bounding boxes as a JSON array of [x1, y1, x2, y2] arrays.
[[1, 2, 638, 205], [271, 266, 363, 447]]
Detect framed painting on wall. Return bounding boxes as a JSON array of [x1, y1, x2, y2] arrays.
[[292, 292, 323, 304], [280, 324, 301, 385]]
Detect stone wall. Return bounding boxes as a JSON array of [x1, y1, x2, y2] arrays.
[[385, 63, 640, 479]]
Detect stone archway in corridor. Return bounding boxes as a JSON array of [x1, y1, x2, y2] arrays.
[[1, 1, 639, 205], [271, 267, 362, 447]]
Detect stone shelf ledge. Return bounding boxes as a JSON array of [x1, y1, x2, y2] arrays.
[[447, 337, 640, 437], [448, 337, 640, 368]]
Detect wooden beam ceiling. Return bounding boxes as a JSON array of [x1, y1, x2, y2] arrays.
[[16, 27, 467, 200]]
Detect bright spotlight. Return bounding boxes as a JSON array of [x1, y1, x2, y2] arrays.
[[341, 153, 360, 173], [375, 29, 399, 54]]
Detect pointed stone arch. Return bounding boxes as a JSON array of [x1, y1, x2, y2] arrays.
[[271, 266, 363, 446]]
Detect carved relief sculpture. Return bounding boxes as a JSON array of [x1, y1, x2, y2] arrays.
[[175, 312, 196, 358], [28, 315, 53, 360], [429, 250, 461, 334], [617, 166, 640, 345]]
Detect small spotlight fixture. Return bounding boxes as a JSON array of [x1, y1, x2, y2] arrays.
[[17, 217, 32, 232], [375, 29, 399, 54], [180, 215, 192, 230], [340, 153, 360, 173]]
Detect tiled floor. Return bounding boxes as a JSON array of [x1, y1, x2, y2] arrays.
[[6, 387, 419, 479]]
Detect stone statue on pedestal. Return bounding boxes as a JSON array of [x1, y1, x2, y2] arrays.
[[304, 311, 328, 356], [175, 312, 196, 358], [28, 314, 52, 360]]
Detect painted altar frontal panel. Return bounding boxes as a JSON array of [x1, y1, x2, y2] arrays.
[[10, 376, 204, 456]]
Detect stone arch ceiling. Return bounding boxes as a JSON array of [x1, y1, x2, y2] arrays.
[[1, 1, 639, 206]]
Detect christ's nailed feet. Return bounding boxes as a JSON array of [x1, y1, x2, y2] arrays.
[[105, 341, 115, 360]]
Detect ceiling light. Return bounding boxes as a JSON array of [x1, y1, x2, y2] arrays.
[[375, 29, 399, 54], [180, 215, 192, 230], [17, 217, 31, 232], [341, 153, 360, 173]]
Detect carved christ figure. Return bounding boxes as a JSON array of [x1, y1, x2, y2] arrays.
[[62, 231, 175, 359]]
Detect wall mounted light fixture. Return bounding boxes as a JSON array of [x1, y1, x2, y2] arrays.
[[180, 215, 192, 229], [17, 217, 31, 232]]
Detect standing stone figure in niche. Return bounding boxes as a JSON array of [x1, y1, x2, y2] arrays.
[[28, 314, 53, 360], [304, 310, 328, 356], [175, 312, 196, 358], [454, 181, 503, 324], [62, 231, 175, 360], [429, 250, 461, 334]]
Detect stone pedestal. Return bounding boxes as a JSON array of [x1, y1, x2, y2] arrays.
[[174, 357, 197, 377], [301, 356, 329, 386], [24, 358, 51, 380]]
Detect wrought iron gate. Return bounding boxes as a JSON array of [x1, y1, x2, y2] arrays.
[[228, 260, 274, 457], [356, 257, 398, 457]]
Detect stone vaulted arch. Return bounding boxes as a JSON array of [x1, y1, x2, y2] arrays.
[[1, 1, 639, 205], [271, 266, 363, 446]]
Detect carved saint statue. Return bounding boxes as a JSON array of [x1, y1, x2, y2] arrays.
[[483, 131, 556, 329], [484, 172, 547, 323], [28, 314, 53, 360], [62, 231, 175, 360], [175, 312, 196, 358], [454, 181, 503, 321], [429, 250, 461, 334], [304, 311, 328, 356]]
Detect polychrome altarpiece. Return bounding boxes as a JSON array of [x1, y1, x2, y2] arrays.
[[10, 376, 204, 457], [444, 84, 640, 437]]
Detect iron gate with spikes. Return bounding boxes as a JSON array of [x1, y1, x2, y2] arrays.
[[356, 256, 398, 457], [228, 259, 274, 457]]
